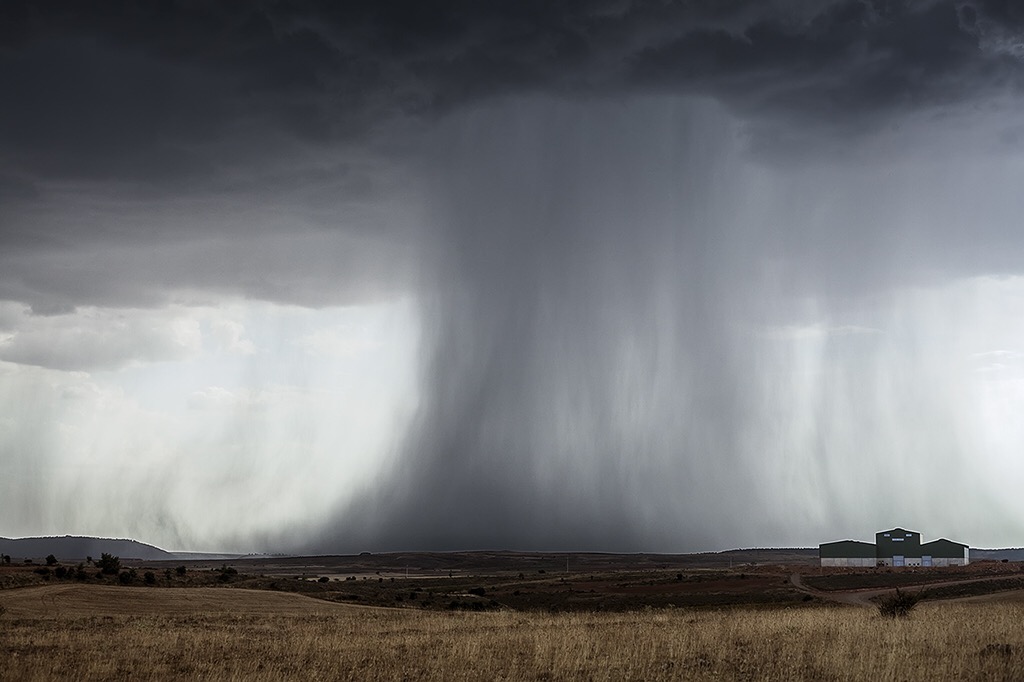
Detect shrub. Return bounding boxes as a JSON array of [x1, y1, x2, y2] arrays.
[[97, 553, 121, 575], [176, 565, 187, 576], [54, 566, 68, 579], [45, 554, 58, 566], [118, 569, 136, 585], [318, 576, 330, 583], [877, 588, 924, 618], [217, 565, 238, 583], [468, 587, 487, 597], [144, 571, 156, 585]]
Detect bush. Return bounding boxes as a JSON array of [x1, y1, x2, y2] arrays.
[[176, 565, 187, 576], [144, 571, 156, 585], [54, 566, 68, 579], [118, 569, 136, 585], [877, 588, 924, 618], [45, 554, 58, 566], [97, 553, 121, 575], [217, 565, 238, 583]]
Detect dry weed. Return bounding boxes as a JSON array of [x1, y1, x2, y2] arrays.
[[1, 587, 1023, 680]]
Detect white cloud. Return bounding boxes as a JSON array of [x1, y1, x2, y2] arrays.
[[0, 305, 203, 371], [208, 318, 256, 355], [294, 325, 380, 358]]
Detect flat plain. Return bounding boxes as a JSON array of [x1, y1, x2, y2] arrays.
[[3, 554, 1024, 680]]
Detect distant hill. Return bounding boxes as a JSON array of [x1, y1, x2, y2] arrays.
[[0, 536, 174, 562], [970, 548, 1024, 562]]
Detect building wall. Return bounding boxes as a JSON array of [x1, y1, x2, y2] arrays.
[[821, 557, 877, 567], [876, 557, 922, 567], [876, 528, 921, 563], [819, 530, 969, 567], [820, 540, 876, 559], [921, 539, 970, 563]]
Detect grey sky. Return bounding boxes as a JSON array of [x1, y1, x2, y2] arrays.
[[3, 1, 1024, 551]]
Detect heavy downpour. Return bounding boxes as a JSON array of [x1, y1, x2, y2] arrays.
[[2, 1, 1024, 553]]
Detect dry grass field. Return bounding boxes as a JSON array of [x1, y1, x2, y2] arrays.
[[3, 585, 1024, 680]]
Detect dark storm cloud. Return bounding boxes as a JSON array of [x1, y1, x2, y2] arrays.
[[631, 3, 984, 117], [3, 1, 1021, 187]]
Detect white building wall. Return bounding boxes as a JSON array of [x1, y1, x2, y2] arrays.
[[821, 557, 876, 567]]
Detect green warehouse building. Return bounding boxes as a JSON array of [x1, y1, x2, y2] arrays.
[[820, 527, 969, 567]]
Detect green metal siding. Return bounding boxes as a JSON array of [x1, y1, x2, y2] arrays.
[[876, 528, 921, 559], [820, 540, 876, 558], [921, 539, 968, 559]]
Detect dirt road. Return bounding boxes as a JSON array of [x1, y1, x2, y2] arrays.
[[789, 572, 1024, 607]]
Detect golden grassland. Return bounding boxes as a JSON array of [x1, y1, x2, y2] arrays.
[[2, 585, 1024, 681]]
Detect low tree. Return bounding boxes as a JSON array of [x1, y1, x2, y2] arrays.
[[96, 553, 121, 575], [45, 554, 58, 566]]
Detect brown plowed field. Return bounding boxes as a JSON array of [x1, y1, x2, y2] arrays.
[[0, 584, 363, 619]]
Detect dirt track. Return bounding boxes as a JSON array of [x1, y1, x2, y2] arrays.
[[0, 584, 366, 619], [789, 572, 1024, 607]]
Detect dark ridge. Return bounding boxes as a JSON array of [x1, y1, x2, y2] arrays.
[[0, 536, 174, 562]]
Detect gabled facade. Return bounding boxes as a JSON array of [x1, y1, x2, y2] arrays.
[[876, 527, 922, 567]]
